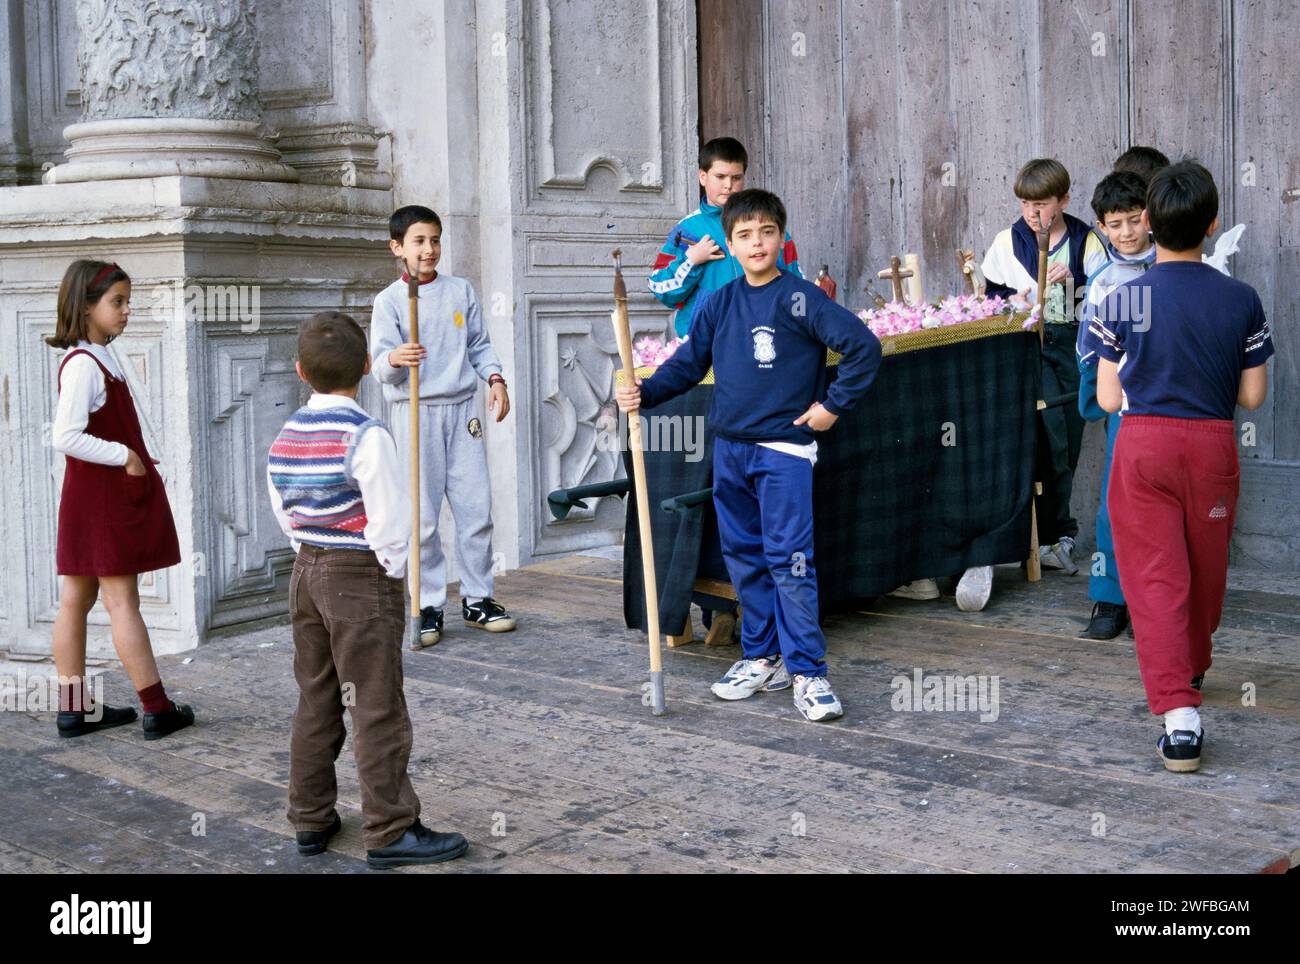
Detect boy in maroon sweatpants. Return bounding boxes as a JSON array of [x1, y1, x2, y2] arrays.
[[1083, 160, 1273, 772]]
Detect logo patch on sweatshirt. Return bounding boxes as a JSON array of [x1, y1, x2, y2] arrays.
[[454, 311, 465, 328], [467, 417, 483, 439], [752, 327, 776, 367], [1209, 498, 1228, 520]]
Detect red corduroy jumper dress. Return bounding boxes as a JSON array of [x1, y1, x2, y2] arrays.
[[55, 349, 181, 577]]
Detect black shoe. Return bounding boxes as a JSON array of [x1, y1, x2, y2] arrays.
[[142, 702, 195, 741], [297, 813, 343, 856], [1191, 673, 1205, 691], [419, 607, 444, 646], [1079, 601, 1129, 640], [366, 820, 469, 868], [56, 704, 137, 739], [1157, 728, 1204, 773], [463, 597, 517, 633]]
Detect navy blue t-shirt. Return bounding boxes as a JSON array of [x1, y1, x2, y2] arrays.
[[1081, 261, 1273, 420], [638, 270, 882, 443]]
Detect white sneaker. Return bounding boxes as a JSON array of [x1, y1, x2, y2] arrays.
[[955, 566, 993, 612], [1039, 536, 1079, 575], [793, 674, 843, 722], [888, 578, 940, 601], [711, 657, 783, 701], [763, 660, 792, 691]]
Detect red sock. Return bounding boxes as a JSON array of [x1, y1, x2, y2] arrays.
[[136, 681, 172, 715], [59, 680, 87, 714]]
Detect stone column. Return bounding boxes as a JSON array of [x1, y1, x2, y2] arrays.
[[0, 0, 394, 661], [44, 0, 297, 183]]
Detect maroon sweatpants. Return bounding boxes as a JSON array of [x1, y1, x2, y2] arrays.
[[1108, 415, 1239, 715]]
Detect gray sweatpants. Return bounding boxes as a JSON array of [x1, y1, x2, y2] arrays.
[[389, 395, 495, 610]]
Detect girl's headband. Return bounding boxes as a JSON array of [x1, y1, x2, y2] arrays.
[[89, 262, 121, 291]]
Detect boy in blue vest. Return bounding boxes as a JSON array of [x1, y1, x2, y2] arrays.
[[268, 311, 468, 867], [1076, 165, 1163, 639], [982, 158, 1107, 574], [619, 190, 882, 722]]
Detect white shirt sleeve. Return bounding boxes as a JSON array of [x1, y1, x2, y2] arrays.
[[266, 466, 301, 555], [51, 354, 130, 466], [351, 425, 411, 579]]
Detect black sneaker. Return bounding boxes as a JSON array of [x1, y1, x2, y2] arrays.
[[297, 812, 342, 856], [56, 704, 137, 739], [419, 607, 443, 647], [1191, 673, 1205, 691], [366, 820, 469, 869], [1157, 728, 1204, 773], [142, 702, 195, 741], [1079, 601, 1129, 640], [463, 597, 517, 633]]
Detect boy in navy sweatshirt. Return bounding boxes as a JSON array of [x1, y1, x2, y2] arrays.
[[616, 189, 882, 721], [1084, 160, 1272, 772]]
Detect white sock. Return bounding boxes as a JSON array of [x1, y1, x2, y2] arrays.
[[463, 596, 482, 608], [1165, 706, 1202, 736]]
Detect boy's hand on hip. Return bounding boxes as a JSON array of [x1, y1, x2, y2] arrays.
[[685, 235, 725, 266], [388, 343, 426, 367], [489, 382, 510, 422], [615, 378, 642, 413], [124, 450, 147, 476], [794, 402, 837, 432]]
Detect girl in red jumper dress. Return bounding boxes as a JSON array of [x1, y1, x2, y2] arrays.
[[48, 260, 195, 740]]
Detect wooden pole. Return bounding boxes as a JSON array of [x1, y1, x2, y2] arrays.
[[611, 249, 665, 715], [407, 269, 425, 647], [1027, 215, 1054, 583]]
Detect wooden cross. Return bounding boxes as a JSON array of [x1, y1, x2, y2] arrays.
[[955, 248, 981, 295], [877, 255, 914, 304]]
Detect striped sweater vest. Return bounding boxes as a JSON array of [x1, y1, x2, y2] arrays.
[[268, 405, 380, 550]]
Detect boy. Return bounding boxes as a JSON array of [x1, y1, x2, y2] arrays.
[[649, 137, 803, 339], [618, 189, 882, 722], [649, 137, 803, 646], [982, 158, 1106, 574], [1076, 169, 1161, 640], [370, 205, 515, 647], [1113, 145, 1170, 183], [267, 311, 468, 866], [1085, 160, 1272, 772]]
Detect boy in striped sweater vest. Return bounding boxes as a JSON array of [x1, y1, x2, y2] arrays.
[[267, 311, 468, 868]]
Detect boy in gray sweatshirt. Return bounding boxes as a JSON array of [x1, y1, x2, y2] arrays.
[[370, 205, 517, 646]]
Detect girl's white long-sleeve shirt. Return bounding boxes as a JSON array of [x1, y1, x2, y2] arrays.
[[51, 341, 131, 466]]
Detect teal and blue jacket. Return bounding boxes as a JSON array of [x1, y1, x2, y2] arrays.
[[649, 200, 802, 337]]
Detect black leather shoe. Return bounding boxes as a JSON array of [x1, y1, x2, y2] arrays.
[[142, 702, 195, 741], [297, 813, 343, 856], [366, 820, 468, 868], [1080, 601, 1129, 640], [56, 704, 137, 739]]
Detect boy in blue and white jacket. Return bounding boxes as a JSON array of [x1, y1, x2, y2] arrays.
[[649, 137, 802, 338], [1076, 170, 1158, 640]]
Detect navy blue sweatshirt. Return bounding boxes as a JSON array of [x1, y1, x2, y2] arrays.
[[638, 271, 882, 443]]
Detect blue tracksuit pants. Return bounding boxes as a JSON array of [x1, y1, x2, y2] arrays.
[[1090, 411, 1126, 605], [711, 437, 827, 678]]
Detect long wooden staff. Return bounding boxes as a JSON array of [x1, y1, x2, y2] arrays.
[[1027, 214, 1054, 583], [407, 267, 425, 648], [610, 249, 665, 715]]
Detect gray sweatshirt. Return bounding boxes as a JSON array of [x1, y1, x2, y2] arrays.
[[369, 272, 504, 404]]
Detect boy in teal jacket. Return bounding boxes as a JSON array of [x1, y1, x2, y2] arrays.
[[649, 137, 802, 338]]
